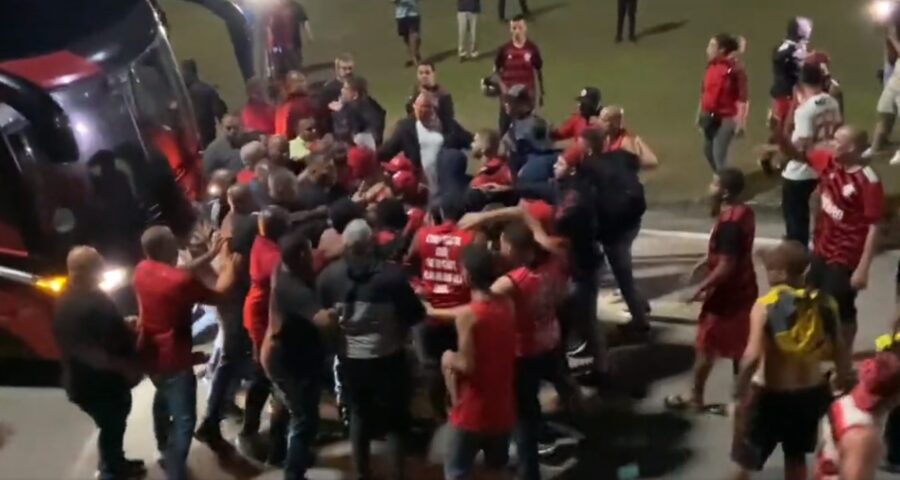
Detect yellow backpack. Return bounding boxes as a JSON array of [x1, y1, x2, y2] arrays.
[[758, 285, 838, 357]]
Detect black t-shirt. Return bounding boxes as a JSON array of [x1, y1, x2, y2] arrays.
[[53, 288, 136, 400], [555, 177, 601, 280], [264, 266, 324, 375], [229, 212, 258, 295], [580, 150, 646, 243]]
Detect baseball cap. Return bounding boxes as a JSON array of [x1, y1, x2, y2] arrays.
[[576, 87, 602, 109], [757, 241, 809, 277], [520, 199, 555, 232], [385, 153, 415, 174], [347, 146, 376, 180], [391, 170, 420, 198], [851, 351, 900, 412]]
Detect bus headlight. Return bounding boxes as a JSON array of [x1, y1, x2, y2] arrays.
[[32, 267, 128, 295], [99, 268, 128, 292]]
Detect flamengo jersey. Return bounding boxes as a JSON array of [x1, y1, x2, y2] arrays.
[[416, 223, 475, 308], [783, 93, 842, 181], [808, 150, 884, 269]]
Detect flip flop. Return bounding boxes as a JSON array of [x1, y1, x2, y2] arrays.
[[664, 394, 703, 412]]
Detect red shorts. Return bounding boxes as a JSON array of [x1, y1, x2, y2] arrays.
[[771, 97, 792, 123], [696, 308, 752, 360]]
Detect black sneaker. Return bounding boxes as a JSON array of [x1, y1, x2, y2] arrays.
[[96, 458, 146, 480], [194, 421, 227, 449], [614, 35, 623, 43]]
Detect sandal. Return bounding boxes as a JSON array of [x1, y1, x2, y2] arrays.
[[664, 394, 703, 412]]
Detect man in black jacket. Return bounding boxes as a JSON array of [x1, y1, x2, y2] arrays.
[[329, 76, 386, 144], [379, 91, 473, 170], [53, 246, 146, 480], [406, 62, 456, 131], [182, 59, 228, 148]]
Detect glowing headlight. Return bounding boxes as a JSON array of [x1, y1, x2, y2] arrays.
[[34, 276, 67, 294], [870, 0, 897, 22], [99, 268, 128, 292]]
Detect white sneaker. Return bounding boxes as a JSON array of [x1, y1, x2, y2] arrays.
[[890, 150, 900, 166], [862, 146, 877, 159]]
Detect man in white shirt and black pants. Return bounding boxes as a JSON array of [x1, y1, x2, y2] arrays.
[[781, 63, 842, 247]]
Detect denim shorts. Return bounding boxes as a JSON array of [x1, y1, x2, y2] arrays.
[[444, 424, 510, 479]]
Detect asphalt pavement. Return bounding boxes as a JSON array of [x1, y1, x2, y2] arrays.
[[3, 223, 900, 480]]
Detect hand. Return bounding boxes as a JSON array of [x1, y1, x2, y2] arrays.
[[441, 350, 457, 372], [851, 267, 869, 291], [734, 124, 746, 138], [211, 235, 227, 256], [456, 212, 484, 231], [684, 288, 706, 303], [422, 300, 436, 318], [328, 101, 342, 112], [313, 309, 338, 329]]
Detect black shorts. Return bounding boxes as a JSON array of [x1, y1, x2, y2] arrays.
[[807, 255, 857, 326], [731, 384, 831, 471], [396, 15, 421, 40]]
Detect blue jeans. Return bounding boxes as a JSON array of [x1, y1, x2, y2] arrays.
[[444, 425, 510, 480], [269, 367, 322, 480], [203, 302, 251, 426], [152, 370, 197, 480], [514, 352, 560, 480]]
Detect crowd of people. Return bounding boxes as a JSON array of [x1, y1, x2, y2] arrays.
[[45, 2, 900, 480]]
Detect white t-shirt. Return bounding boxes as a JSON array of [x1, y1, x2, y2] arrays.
[[782, 92, 842, 181], [416, 121, 444, 201]]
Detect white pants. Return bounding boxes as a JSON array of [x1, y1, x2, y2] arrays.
[[457, 12, 478, 56]]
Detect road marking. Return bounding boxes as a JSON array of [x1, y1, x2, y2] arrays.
[[642, 228, 782, 246]]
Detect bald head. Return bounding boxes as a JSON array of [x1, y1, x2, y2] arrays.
[[141, 225, 179, 265], [227, 183, 255, 214], [268, 135, 290, 167], [66, 246, 104, 288], [599, 106, 624, 132], [222, 114, 241, 143], [833, 125, 869, 165]]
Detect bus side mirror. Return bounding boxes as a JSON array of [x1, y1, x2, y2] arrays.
[[0, 71, 78, 163]]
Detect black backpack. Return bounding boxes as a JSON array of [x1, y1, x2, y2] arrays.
[[581, 151, 646, 240]]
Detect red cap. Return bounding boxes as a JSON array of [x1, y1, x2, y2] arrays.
[[391, 170, 420, 199], [520, 199, 555, 232], [385, 153, 415, 174], [347, 146, 377, 181], [561, 143, 586, 167], [851, 352, 900, 412]]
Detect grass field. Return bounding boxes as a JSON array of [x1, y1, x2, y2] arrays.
[[161, 0, 893, 205]]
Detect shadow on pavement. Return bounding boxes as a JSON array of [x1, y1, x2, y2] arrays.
[[423, 48, 458, 66], [563, 340, 696, 477], [528, 2, 569, 20], [637, 20, 689, 40]]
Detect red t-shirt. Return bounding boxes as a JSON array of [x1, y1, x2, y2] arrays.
[[703, 203, 758, 315], [242, 100, 276, 135], [275, 94, 314, 140], [506, 256, 566, 357], [450, 297, 517, 434], [470, 158, 513, 188], [808, 150, 885, 269], [415, 222, 475, 309], [551, 113, 589, 141], [701, 57, 748, 118], [243, 236, 281, 349], [236, 169, 255, 185], [134, 260, 214, 375], [495, 40, 543, 96]]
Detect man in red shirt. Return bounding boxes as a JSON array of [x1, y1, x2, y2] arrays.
[[425, 244, 516, 480], [134, 226, 237, 480], [407, 197, 480, 418], [239, 206, 291, 456], [489, 221, 572, 480], [494, 15, 544, 133], [266, 0, 312, 79], [552, 87, 602, 141], [241, 78, 276, 135], [698, 33, 748, 173], [777, 125, 884, 351], [274, 71, 314, 140], [666, 168, 757, 413]]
